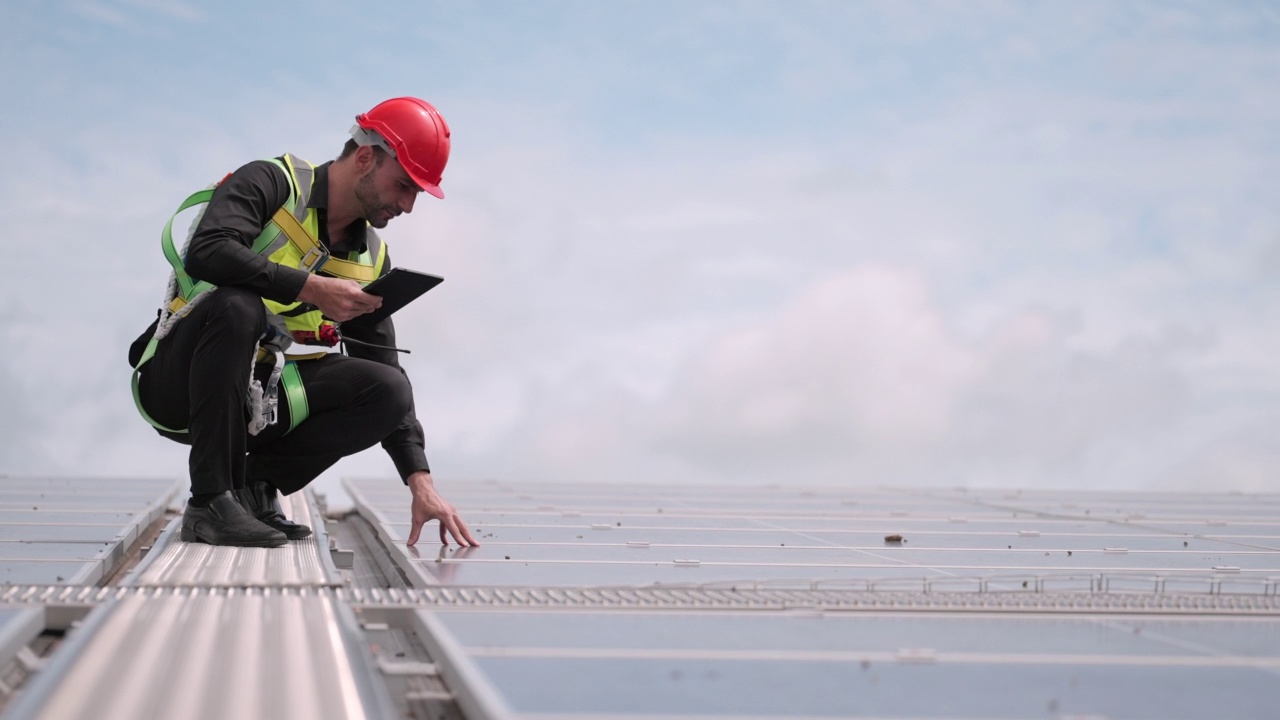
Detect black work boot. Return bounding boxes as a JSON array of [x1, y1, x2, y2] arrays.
[[180, 492, 288, 547], [233, 480, 313, 540]]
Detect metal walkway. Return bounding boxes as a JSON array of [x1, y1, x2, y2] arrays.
[[7, 593, 391, 720], [0, 483, 400, 720], [127, 492, 342, 587]]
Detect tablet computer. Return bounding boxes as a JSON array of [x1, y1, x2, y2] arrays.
[[358, 268, 444, 324]]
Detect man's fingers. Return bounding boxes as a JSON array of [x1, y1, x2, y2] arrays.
[[442, 516, 464, 546], [406, 516, 424, 546], [441, 514, 479, 547], [439, 521, 447, 546], [455, 516, 480, 546]]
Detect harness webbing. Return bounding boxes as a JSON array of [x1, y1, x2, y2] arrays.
[[131, 339, 311, 436], [134, 156, 319, 436], [281, 363, 308, 434], [269, 204, 377, 283]]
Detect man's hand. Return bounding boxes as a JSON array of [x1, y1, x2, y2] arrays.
[[297, 274, 382, 322], [406, 471, 479, 547]]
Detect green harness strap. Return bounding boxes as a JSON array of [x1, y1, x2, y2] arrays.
[[130, 334, 180, 433], [131, 345, 310, 436], [160, 185, 287, 306], [280, 362, 308, 434]]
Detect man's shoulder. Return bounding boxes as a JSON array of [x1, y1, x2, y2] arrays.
[[214, 157, 294, 206], [230, 157, 290, 182]]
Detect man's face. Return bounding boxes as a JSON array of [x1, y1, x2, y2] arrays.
[[354, 151, 422, 228]]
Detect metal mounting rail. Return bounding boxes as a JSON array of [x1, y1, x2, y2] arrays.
[[3, 585, 1280, 615]]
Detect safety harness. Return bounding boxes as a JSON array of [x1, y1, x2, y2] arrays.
[[131, 154, 385, 436]]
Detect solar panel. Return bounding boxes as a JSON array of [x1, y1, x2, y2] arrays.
[[417, 608, 1280, 719], [345, 477, 1280, 720], [346, 478, 1280, 591], [0, 476, 179, 586]]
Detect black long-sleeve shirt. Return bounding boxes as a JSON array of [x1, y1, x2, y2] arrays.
[[161, 156, 430, 480]]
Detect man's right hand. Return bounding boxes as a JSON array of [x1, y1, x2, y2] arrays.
[[296, 274, 382, 322]]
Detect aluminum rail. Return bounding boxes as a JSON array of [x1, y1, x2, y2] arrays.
[[2, 584, 1279, 615]]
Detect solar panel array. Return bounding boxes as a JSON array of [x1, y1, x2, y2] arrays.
[[0, 476, 178, 585], [0, 473, 1277, 719], [346, 479, 1280, 592], [347, 477, 1280, 720]]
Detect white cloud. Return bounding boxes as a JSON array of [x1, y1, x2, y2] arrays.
[[3, 2, 1280, 501]]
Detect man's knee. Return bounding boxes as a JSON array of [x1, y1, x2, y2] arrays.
[[205, 287, 266, 343], [365, 363, 413, 419]]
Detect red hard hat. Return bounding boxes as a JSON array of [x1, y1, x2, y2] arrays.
[[355, 97, 451, 199]]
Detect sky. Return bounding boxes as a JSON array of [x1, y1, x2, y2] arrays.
[[1, 1, 1278, 506]]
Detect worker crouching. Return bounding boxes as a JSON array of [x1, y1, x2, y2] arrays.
[[128, 98, 478, 549]]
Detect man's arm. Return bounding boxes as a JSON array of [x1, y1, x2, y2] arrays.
[[342, 252, 477, 546], [341, 289, 430, 481], [186, 160, 380, 319], [184, 160, 309, 303]]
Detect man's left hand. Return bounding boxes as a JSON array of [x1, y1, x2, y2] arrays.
[[406, 471, 479, 547]]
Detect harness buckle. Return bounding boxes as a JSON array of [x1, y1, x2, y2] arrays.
[[298, 246, 327, 273]]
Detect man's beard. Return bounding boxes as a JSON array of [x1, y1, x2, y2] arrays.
[[355, 170, 392, 228]]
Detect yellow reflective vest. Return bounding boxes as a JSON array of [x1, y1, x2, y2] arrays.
[[133, 154, 389, 434], [161, 153, 389, 343]]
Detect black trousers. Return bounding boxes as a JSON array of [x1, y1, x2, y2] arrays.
[[136, 287, 412, 495]]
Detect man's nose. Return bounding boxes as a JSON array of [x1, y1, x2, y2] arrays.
[[400, 191, 417, 215]]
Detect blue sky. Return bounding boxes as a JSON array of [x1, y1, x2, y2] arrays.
[[1, 1, 1278, 502]]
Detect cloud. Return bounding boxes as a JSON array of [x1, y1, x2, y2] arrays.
[[657, 265, 978, 463], [0, 353, 47, 474], [69, 0, 207, 34], [462, 262, 1205, 490], [3, 2, 1280, 500]]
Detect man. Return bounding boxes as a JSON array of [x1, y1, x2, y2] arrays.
[[128, 97, 477, 549]]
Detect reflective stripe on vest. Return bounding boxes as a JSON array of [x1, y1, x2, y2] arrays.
[[261, 155, 388, 342]]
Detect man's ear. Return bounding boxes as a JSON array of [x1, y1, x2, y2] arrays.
[[355, 145, 378, 173]]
